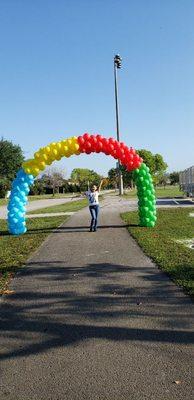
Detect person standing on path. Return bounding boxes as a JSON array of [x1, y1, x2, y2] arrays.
[[85, 179, 104, 232]]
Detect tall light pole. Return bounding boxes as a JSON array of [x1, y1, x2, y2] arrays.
[[114, 54, 124, 195]]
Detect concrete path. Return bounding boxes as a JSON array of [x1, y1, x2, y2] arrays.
[[0, 196, 193, 400], [0, 197, 82, 219]]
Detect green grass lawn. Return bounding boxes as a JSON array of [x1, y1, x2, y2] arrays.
[[27, 198, 88, 214], [155, 186, 184, 198], [0, 193, 81, 206], [121, 207, 194, 296], [122, 185, 184, 199], [0, 216, 66, 293]]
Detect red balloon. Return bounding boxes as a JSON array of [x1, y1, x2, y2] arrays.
[[119, 148, 125, 157], [90, 136, 98, 152], [101, 140, 109, 155], [108, 137, 116, 145], [91, 135, 98, 146], [108, 144, 115, 153], [78, 136, 85, 145], [133, 156, 141, 168], [96, 140, 103, 152], [114, 140, 120, 149], [96, 134, 103, 141], [102, 138, 109, 146], [85, 141, 92, 150], [83, 133, 90, 141], [120, 155, 127, 165], [126, 161, 134, 171], [77, 133, 143, 170], [115, 149, 121, 159], [120, 142, 126, 149], [124, 149, 131, 160], [130, 147, 136, 155]]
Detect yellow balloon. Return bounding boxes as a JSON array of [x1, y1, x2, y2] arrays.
[[45, 146, 51, 154], [38, 161, 46, 169], [41, 153, 48, 161], [57, 142, 65, 157], [23, 159, 33, 170], [32, 167, 40, 176], [34, 151, 41, 159], [72, 136, 77, 141], [53, 149, 58, 157], [67, 139, 72, 147], [46, 158, 52, 165], [56, 142, 62, 150], [74, 143, 80, 152]]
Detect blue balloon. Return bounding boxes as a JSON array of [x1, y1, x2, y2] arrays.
[[7, 168, 34, 235]]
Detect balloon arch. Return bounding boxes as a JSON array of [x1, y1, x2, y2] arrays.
[[7, 133, 157, 235]]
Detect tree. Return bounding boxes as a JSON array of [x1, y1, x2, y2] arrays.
[[108, 166, 133, 189], [0, 138, 24, 180], [30, 179, 46, 195], [137, 150, 156, 174], [154, 153, 167, 173], [169, 171, 179, 185], [108, 149, 168, 188], [120, 166, 133, 188], [137, 150, 167, 175], [42, 167, 66, 196], [158, 173, 169, 188], [71, 168, 102, 191], [0, 177, 10, 198], [108, 168, 118, 189]]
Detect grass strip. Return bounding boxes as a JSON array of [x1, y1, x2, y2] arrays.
[[0, 187, 184, 206], [121, 186, 184, 199], [0, 193, 81, 206], [27, 198, 88, 214], [121, 207, 194, 297], [0, 216, 67, 293]]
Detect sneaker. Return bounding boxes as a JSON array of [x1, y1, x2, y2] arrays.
[[89, 227, 93, 232], [93, 228, 97, 232]]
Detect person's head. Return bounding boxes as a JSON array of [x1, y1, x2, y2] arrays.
[[91, 184, 97, 192]]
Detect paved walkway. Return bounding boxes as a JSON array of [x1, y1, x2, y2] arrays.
[[0, 197, 193, 400]]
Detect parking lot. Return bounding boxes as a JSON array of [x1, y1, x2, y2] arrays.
[[156, 198, 194, 207]]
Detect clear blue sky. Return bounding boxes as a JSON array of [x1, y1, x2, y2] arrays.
[[0, 0, 193, 177]]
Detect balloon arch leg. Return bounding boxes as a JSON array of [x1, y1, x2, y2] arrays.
[[7, 133, 157, 235]]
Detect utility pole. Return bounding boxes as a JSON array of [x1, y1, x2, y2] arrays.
[[114, 54, 123, 195]]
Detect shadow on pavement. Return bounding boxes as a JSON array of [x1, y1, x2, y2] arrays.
[[0, 261, 193, 362], [0, 224, 139, 237]]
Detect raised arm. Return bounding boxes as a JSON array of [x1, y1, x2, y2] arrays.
[[98, 179, 104, 193]]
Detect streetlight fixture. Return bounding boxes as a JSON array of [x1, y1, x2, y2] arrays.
[[114, 54, 124, 195]]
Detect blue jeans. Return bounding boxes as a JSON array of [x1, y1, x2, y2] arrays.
[[89, 205, 99, 229]]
